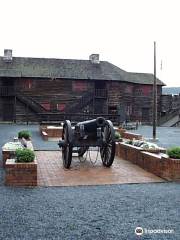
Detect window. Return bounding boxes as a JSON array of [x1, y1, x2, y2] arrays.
[[134, 89, 143, 96]]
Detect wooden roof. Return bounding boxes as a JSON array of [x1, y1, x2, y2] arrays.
[[0, 56, 165, 85]]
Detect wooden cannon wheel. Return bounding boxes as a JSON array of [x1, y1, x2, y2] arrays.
[[62, 120, 73, 169], [100, 120, 116, 167]]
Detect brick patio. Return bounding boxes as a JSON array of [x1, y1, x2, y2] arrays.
[[36, 150, 165, 186]]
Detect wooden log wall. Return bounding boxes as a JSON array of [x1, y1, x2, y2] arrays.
[[15, 78, 95, 119], [0, 78, 163, 123]]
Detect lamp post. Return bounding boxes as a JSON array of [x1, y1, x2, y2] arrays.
[[152, 41, 157, 140]]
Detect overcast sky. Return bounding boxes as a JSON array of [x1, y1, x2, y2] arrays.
[[0, 0, 179, 87]]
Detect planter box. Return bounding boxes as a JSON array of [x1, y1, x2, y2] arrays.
[[140, 151, 164, 176], [141, 152, 180, 181], [2, 150, 16, 168], [115, 143, 179, 181], [160, 155, 180, 181], [5, 159, 37, 186], [116, 128, 142, 140], [116, 142, 143, 164], [40, 125, 62, 140], [122, 132, 142, 140], [2, 141, 33, 167]]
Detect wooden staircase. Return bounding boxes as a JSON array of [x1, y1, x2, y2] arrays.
[[16, 93, 46, 114], [159, 109, 180, 126]]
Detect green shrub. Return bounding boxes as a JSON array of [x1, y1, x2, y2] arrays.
[[115, 131, 121, 140], [18, 130, 31, 140], [15, 148, 35, 163], [167, 147, 180, 159]]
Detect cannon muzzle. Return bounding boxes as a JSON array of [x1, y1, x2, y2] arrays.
[[75, 117, 106, 134]]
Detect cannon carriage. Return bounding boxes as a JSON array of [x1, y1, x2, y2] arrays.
[[58, 117, 116, 169]]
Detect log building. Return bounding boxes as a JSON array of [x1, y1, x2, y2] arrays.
[[0, 49, 165, 123]]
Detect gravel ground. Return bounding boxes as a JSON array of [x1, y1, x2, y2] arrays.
[[0, 124, 180, 239], [0, 183, 179, 240]]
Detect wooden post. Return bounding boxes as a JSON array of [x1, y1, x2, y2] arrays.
[[14, 96, 17, 123], [152, 41, 157, 140]]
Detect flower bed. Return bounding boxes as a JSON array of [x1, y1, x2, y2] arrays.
[[125, 139, 166, 153]]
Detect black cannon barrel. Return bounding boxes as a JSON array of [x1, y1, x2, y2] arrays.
[[76, 117, 106, 133]]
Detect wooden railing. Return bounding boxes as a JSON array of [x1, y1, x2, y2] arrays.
[[16, 113, 121, 125], [39, 113, 121, 125]]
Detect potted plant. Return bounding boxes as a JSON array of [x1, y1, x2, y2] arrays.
[[18, 130, 32, 140], [160, 147, 180, 181], [18, 130, 32, 148], [167, 147, 180, 159], [5, 148, 37, 186], [15, 148, 35, 162]]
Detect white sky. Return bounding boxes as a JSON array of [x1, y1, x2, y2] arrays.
[[0, 0, 179, 87]]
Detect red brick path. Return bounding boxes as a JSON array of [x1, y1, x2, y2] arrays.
[[36, 150, 164, 187]]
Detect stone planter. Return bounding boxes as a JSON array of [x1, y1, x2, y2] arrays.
[[122, 132, 142, 140], [116, 142, 143, 164], [160, 155, 180, 181], [2, 141, 34, 167], [115, 143, 179, 181], [40, 125, 62, 140], [5, 158, 37, 186], [116, 128, 142, 140], [2, 149, 16, 168], [2, 142, 23, 168], [140, 151, 164, 176]]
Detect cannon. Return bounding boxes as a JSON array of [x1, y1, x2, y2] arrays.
[[58, 117, 116, 169]]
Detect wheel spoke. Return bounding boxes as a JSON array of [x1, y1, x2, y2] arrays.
[[101, 121, 115, 167], [61, 122, 72, 169]]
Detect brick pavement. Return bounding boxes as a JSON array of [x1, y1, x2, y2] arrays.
[[36, 150, 165, 186]]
